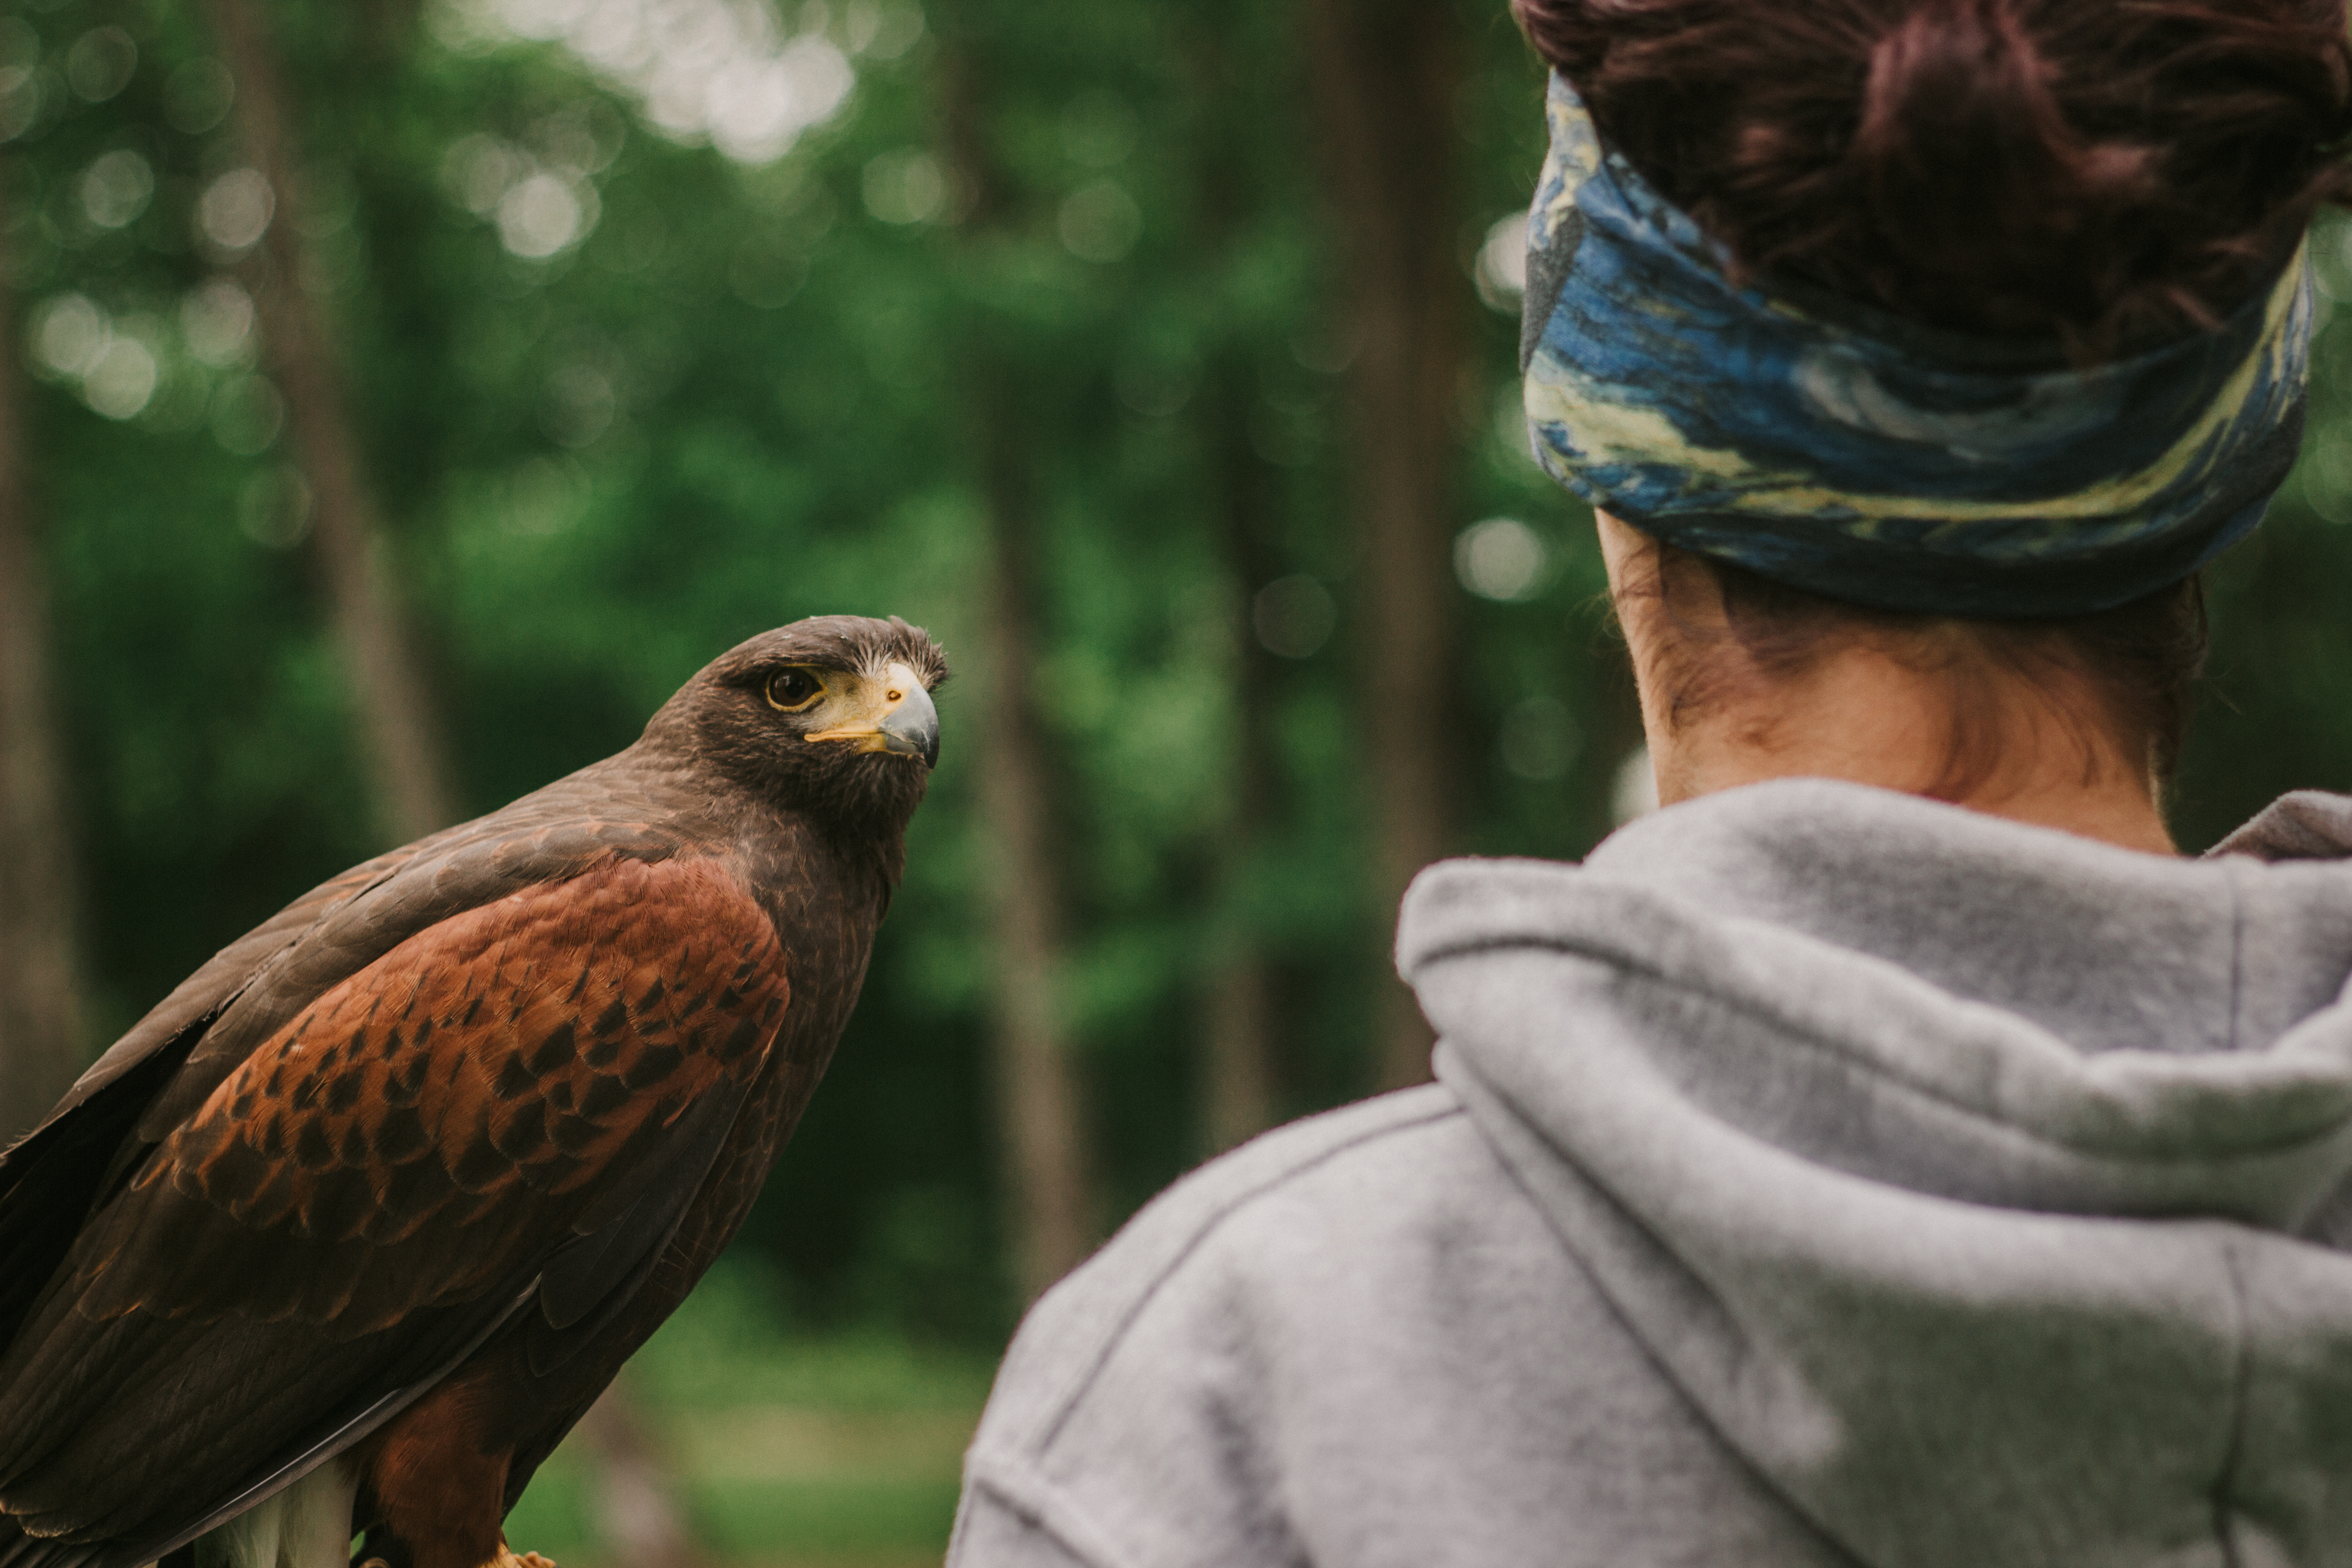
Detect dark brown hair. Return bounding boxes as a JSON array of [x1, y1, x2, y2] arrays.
[[1518, 0, 2345, 776], [1512, 0, 2352, 350]]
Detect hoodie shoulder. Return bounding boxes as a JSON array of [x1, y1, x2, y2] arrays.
[[955, 1086, 1472, 1567], [972, 1085, 1466, 1446], [954, 1079, 1842, 1568]]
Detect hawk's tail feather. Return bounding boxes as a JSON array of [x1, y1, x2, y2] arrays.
[[119, 1281, 541, 1568], [0, 1514, 109, 1568]]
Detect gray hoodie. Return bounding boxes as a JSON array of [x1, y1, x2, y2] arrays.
[[950, 779, 2352, 1568]]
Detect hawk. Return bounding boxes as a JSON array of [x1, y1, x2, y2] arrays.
[[0, 615, 947, 1568]]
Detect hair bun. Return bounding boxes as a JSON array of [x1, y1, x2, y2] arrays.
[[1855, 1, 2158, 312], [1510, 0, 2352, 352], [1859, 0, 2059, 192]]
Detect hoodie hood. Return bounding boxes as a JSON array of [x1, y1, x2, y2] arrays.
[[1399, 780, 2352, 1568]]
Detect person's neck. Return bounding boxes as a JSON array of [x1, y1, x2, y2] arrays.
[[1648, 644, 2179, 857]]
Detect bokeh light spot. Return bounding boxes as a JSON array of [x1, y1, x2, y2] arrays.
[[853, 0, 925, 58], [29, 294, 109, 379], [0, 21, 39, 144], [1058, 180, 1140, 264], [164, 58, 236, 134], [182, 279, 258, 368], [1498, 696, 1581, 782], [863, 149, 944, 225], [531, 101, 625, 173], [82, 338, 157, 420], [81, 149, 155, 230], [541, 363, 618, 447], [0, 67, 39, 145], [729, 244, 808, 309], [212, 373, 286, 456], [497, 172, 593, 259], [1612, 745, 1660, 823], [1476, 211, 1527, 312], [238, 467, 315, 548], [1493, 387, 1539, 470], [1114, 360, 1194, 419], [445, 134, 526, 214], [470, 0, 862, 166], [198, 169, 276, 254], [1253, 575, 1338, 660], [1060, 90, 1137, 169], [1454, 517, 1551, 601], [64, 26, 136, 103]]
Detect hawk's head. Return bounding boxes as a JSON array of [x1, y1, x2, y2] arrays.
[[654, 615, 950, 835]]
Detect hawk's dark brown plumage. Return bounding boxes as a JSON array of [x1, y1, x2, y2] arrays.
[[0, 616, 948, 1568]]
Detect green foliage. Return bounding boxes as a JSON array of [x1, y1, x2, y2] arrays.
[[503, 1257, 990, 1562], [10, 0, 2350, 1362], [632, 1257, 997, 1412], [2167, 211, 2352, 849]]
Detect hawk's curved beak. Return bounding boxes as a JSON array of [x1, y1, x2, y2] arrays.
[[807, 663, 941, 768], [878, 681, 940, 768]]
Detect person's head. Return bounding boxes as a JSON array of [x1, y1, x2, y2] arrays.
[[1512, 0, 2352, 842]]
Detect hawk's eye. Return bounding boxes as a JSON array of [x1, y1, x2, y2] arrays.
[[765, 668, 822, 712]]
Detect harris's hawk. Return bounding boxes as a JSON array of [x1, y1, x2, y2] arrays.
[[0, 616, 947, 1568]]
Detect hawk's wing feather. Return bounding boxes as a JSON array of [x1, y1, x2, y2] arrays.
[[0, 773, 697, 1355], [0, 851, 788, 1561], [132, 1277, 543, 1568], [131, 811, 694, 1141], [0, 848, 426, 1355], [20, 842, 429, 1139], [535, 1079, 747, 1335]]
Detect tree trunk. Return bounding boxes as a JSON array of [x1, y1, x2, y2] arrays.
[[1305, 0, 1465, 1093], [940, 35, 1096, 1302], [204, 4, 706, 1537], [574, 1372, 699, 1568], [0, 167, 85, 1147], [974, 475, 1094, 1299], [1201, 366, 1283, 1156], [205, 0, 458, 847], [1187, 20, 1285, 1158]]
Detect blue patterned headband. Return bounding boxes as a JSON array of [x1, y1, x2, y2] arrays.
[[1522, 73, 2315, 617]]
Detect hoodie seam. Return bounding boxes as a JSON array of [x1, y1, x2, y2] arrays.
[[1438, 1047, 1882, 1568], [1420, 930, 2347, 1168], [2212, 1234, 2250, 1568], [962, 1447, 1138, 1568], [1411, 918, 2010, 1136], [2228, 859, 2246, 1054], [1617, 960, 2339, 1179]]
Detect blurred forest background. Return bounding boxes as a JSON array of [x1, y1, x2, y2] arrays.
[[5, 0, 2352, 1560]]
